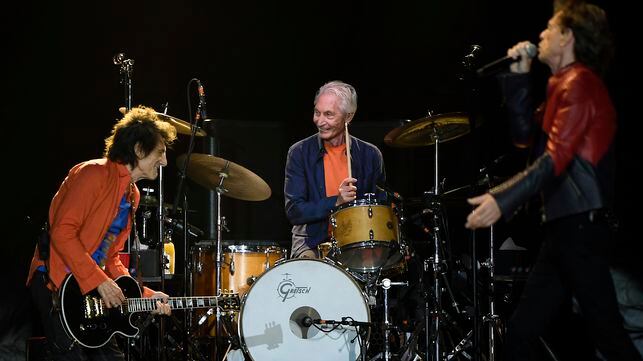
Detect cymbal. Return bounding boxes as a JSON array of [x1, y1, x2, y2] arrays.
[[118, 107, 207, 137], [176, 153, 271, 201], [384, 112, 469, 147]]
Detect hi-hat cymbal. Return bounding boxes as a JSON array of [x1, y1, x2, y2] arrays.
[[176, 153, 271, 201], [118, 107, 207, 137], [384, 112, 470, 147]]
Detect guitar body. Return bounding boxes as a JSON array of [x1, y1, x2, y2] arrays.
[[59, 274, 142, 348]]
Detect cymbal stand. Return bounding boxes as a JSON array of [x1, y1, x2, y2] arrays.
[[213, 162, 231, 349], [479, 223, 501, 361], [425, 128, 443, 361]]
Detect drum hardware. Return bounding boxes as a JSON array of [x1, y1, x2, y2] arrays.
[[372, 278, 409, 361], [177, 152, 272, 356], [385, 111, 472, 361]]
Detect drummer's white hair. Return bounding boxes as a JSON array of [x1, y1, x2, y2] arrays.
[[315, 80, 357, 115]]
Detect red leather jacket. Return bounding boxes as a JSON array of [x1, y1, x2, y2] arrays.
[[491, 63, 616, 222]]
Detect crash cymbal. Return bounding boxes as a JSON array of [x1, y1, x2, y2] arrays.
[[176, 153, 271, 201], [384, 112, 469, 147], [118, 107, 207, 137]]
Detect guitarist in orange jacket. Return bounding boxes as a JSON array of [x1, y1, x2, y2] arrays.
[[27, 106, 176, 359]]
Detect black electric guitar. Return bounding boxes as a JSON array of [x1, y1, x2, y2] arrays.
[[59, 274, 239, 348]]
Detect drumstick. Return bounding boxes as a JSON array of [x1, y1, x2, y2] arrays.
[[345, 122, 352, 179]]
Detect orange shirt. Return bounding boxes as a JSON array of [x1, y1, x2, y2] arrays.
[[324, 143, 349, 197], [324, 143, 349, 238]]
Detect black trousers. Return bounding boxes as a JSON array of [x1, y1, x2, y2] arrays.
[[504, 212, 642, 361], [30, 271, 125, 361]]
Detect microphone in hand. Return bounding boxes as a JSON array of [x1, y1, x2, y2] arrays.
[[476, 42, 537, 77]]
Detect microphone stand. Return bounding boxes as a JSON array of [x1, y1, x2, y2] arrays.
[[171, 79, 210, 360], [461, 44, 482, 361], [113, 53, 134, 111], [114, 52, 153, 361]]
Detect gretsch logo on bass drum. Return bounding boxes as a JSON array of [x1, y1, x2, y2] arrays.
[[277, 273, 311, 302]]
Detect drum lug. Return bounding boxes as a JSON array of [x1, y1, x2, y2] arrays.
[[331, 238, 341, 255], [369, 229, 374, 240], [368, 206, 373, 218], [330, 215, 337, 228]]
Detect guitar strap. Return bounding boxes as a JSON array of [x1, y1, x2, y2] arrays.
[[36, 221, 62, 310]]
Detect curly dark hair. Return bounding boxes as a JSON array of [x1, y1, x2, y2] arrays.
[[104, 106, 177, 168], [556, 1, 614, 76]]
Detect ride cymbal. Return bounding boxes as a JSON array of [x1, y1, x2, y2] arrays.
[[384, 112, 470, 147], [176, 153, 271, 201], [118, 107, 207, 137]]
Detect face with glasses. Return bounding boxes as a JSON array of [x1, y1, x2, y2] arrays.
[[313, 92, 352, 146]]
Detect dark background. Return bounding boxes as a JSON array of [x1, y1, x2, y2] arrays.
[[2, 0, 640, 359]]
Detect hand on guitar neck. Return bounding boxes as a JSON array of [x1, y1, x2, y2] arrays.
[[97, 278, 171, 315]]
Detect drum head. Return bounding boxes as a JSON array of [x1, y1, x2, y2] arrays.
[[239, 259, 370, 361]]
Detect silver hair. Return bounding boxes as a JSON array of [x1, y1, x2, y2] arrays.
[[314, 80, 357, 115]]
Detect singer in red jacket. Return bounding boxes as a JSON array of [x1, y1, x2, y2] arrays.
[[465, 2, 641, 360]]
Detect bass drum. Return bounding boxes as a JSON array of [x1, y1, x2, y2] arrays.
[[239, 259, 370, 361]]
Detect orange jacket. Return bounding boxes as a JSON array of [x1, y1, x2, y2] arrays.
[[27, 159, 153, 297]]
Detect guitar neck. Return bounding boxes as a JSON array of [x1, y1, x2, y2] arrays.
[[126, 296, 221, 313]]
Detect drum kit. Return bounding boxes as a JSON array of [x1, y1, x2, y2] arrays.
[[128, 107, 503, 361], [158, 111, 500, 361], [114, 55, 500, 361]]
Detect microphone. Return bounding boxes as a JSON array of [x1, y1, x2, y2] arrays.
[[113, 53, 125, 65], [462, 44, 481, 68], [476, 43, 537, 77], [196, 79, 208, 120], [302, 316, 313, 327], [313, 318, 371, 327], [376, 183, 403, 202], [198, 308, 214, 325], [163, 216, 204, 237], [405, 208, 432, 234], [312, 319, 337, 325]]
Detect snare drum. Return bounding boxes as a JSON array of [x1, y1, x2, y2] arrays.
[[330, 198, 402, 272], [239, 258, 370, 361]]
